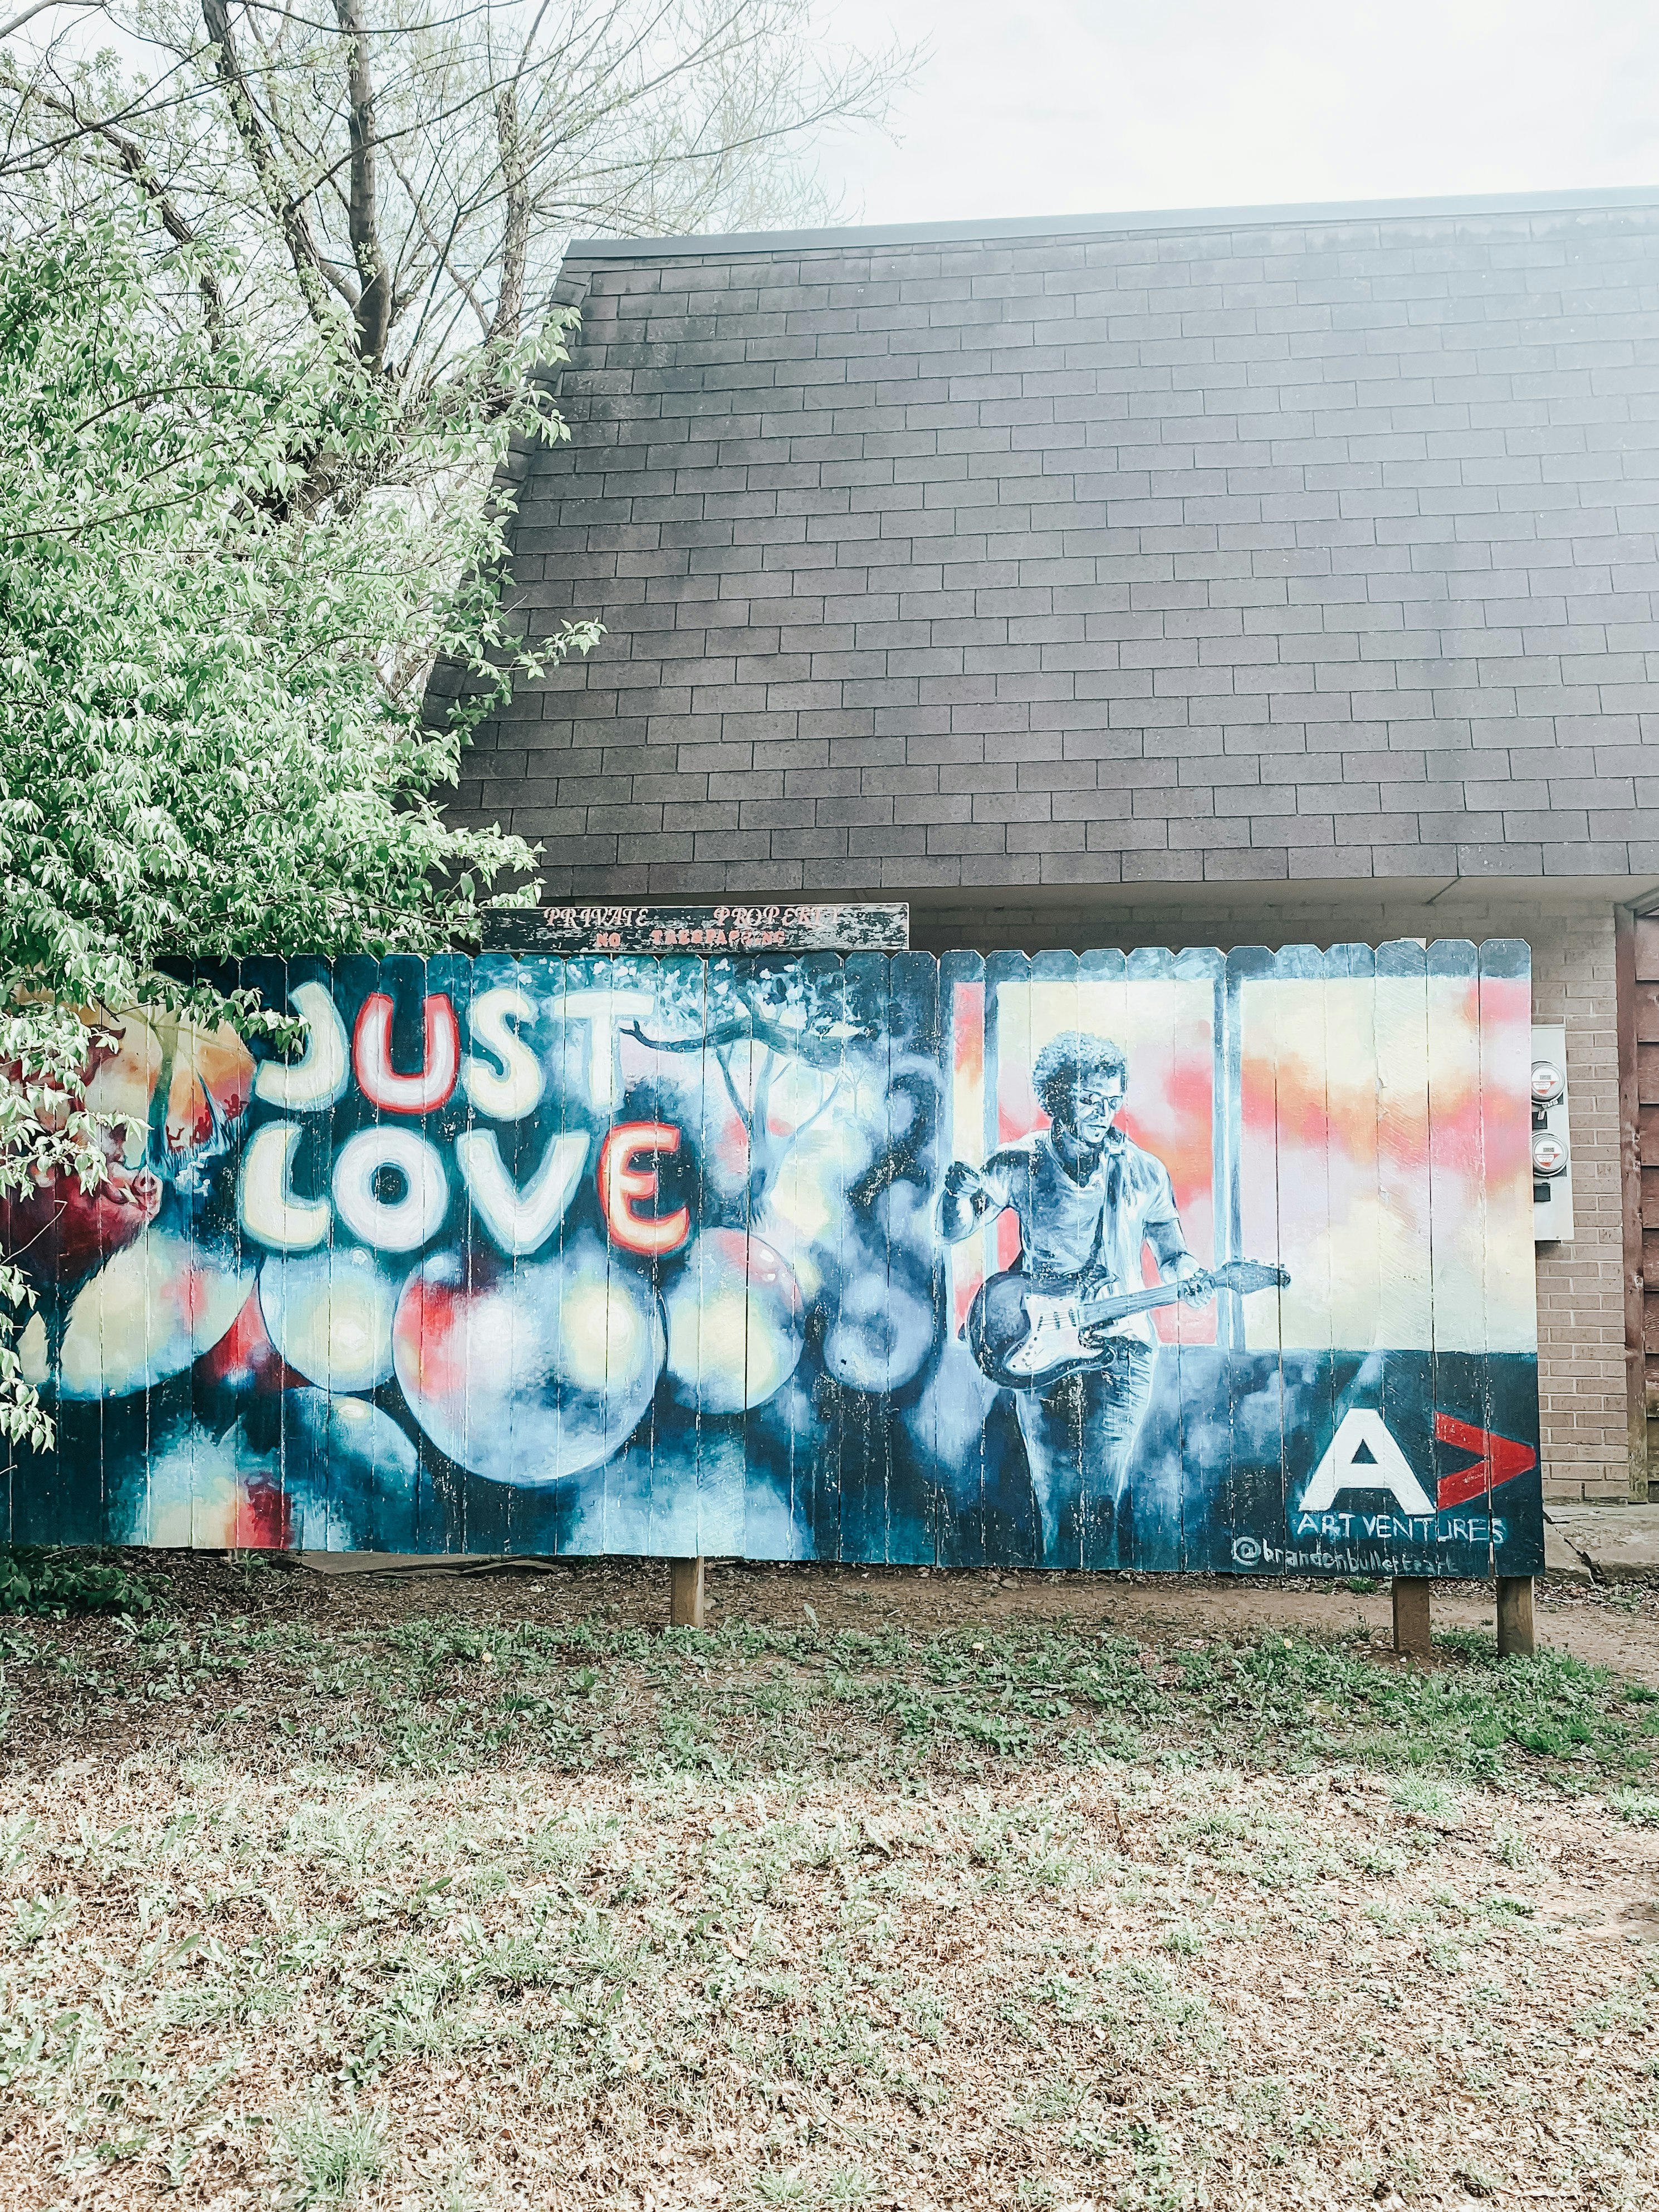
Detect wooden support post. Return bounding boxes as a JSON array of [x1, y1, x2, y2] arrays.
[[669, 1557, 706, 1630], [1496, 1575, 1535, 1658], [1392, 1576, 1432, 1658]]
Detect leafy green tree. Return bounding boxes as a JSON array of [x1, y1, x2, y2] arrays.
[[0, 209, 596, 1446]]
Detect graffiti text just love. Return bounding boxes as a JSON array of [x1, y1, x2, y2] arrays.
[[239, 981, 688, 1263]]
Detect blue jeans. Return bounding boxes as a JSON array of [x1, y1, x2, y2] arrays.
[[1014, 1339, 1156, 1567]]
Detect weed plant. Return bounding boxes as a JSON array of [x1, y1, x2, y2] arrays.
[[6, 1608, 1652, 1792], [0, 1545, 158, 1617]]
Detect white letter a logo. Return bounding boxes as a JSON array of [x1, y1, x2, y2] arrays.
[[1296, 1410, 1436, 1518]]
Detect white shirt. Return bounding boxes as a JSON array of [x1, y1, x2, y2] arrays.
[[978, 1129, 1187, 1347]]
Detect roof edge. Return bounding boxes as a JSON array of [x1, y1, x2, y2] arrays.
[[568, 184, 1659, 261]]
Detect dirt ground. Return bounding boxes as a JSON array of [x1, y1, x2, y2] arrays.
[[256, 1550, 1659, 1681], [1, 1558, 1656, 2212]]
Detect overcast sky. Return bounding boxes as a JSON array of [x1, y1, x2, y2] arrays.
[[811, 0, 1659, 228]]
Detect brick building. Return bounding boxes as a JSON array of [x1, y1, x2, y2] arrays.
[[448, 188, 1659, 1506]]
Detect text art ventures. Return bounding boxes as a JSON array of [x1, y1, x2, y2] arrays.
[[4, 943, 1542, 1577]]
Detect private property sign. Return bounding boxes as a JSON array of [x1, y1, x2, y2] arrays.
[[481, 902, 910, 955], [2, 940, 1541, 1578]]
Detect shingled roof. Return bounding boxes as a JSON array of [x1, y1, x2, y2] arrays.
[[449, 189, 1659, 911]]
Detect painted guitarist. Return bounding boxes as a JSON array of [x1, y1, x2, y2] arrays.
[[939, 1030, 1211, 1565]]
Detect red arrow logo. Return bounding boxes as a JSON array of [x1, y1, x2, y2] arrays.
[[1433, 1413, 1537, 1510]]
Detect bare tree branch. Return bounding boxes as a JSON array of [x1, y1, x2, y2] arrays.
[[485, 77, 526, 347], [199, 0, 355, 334], [2, 0, 919, 394], [331, 0, 390, 363], [0, 0, 99, 45], [0, 56, 225, 335], [384, 134, 487, 336]]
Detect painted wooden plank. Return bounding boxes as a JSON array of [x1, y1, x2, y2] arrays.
[[683, 951, 711, 1563], [814, 953, 852, 1567], [1479, 939, 1540, 1575], [1027, 944, 1084, 1569], [593, 951, 658, 1564], [186, 960, 262, 1550], [900, 946, 945, 1568], [222, 953, 287, 1550], [892, 946, 942, 1567], [248, 956, 333, 1550], [937, 948, 990, 1570], [834, 950, 886, 1566], [339, 951, 407, 1554], [1268, 944, 1340, 1572], [1165, 943, 1225, 1575], [546, 952, 579, 1557], [437, 947, 489, 1559], [1347, 937, 1415, 1576], [1226, 944, 1286, 1579], [745, 948, 827, 1565], [1426, 938, 1486, 1576], [981, 947, 1034, 1565], [1373, 938, 1434, 1575], [872, 951, 902, 1567]]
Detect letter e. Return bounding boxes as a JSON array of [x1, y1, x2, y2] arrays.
[[599, 1123, 690, 1256]]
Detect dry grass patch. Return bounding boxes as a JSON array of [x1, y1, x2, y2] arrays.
[[0, 1560, 1655, 2209]]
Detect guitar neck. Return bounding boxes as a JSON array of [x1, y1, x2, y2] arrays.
[[1076, 1279, 1192, 1325]]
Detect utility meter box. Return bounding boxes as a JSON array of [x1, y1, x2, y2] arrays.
[[1531, 1024, 1572, 1241]]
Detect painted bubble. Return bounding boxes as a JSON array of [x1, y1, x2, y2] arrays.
[[664, 1229, 804, 1413], [53, 1229, 253, 1400], [111, 1416, 255, 1548], [822, 1266, 935, 1396], [258, 1246, 400, 1393], [391, 1237, 664, 1485], [194, 1285, 293, 1397], [213, 1388, 420, 1551]]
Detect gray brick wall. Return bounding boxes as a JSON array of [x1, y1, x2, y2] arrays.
[[451, 196, 1659, 903]]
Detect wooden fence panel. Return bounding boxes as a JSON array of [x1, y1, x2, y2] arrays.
[[2, 941, 1543, 1577]]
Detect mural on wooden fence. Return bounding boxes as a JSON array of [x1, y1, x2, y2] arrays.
[[2, 943, 1542, 1577]]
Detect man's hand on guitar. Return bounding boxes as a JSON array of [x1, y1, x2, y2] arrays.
[[1170, 1256, 1213, 1309]]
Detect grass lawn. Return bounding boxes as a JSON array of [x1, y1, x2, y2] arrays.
[[1, 1554, 1657, 2210]]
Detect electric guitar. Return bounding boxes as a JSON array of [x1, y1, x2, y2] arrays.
[[965, 1259, 1290, 1390]]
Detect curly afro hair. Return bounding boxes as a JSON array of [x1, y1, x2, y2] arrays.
[[1031, 1031, 1128, 1124]]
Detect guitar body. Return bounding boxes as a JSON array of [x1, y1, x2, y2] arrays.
[[966, 1272, 1125, 1391], [965, 1257, 1290, 1391]]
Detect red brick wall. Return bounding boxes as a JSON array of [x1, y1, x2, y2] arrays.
[[1526, 907, 1636, 1502], [1634, 916, 1659, 1487]]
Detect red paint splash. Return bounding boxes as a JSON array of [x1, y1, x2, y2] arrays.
[[194, 1288, 305, 1396], [231, 1480, 292, 1549], [393, 1274, 468, 1402]]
